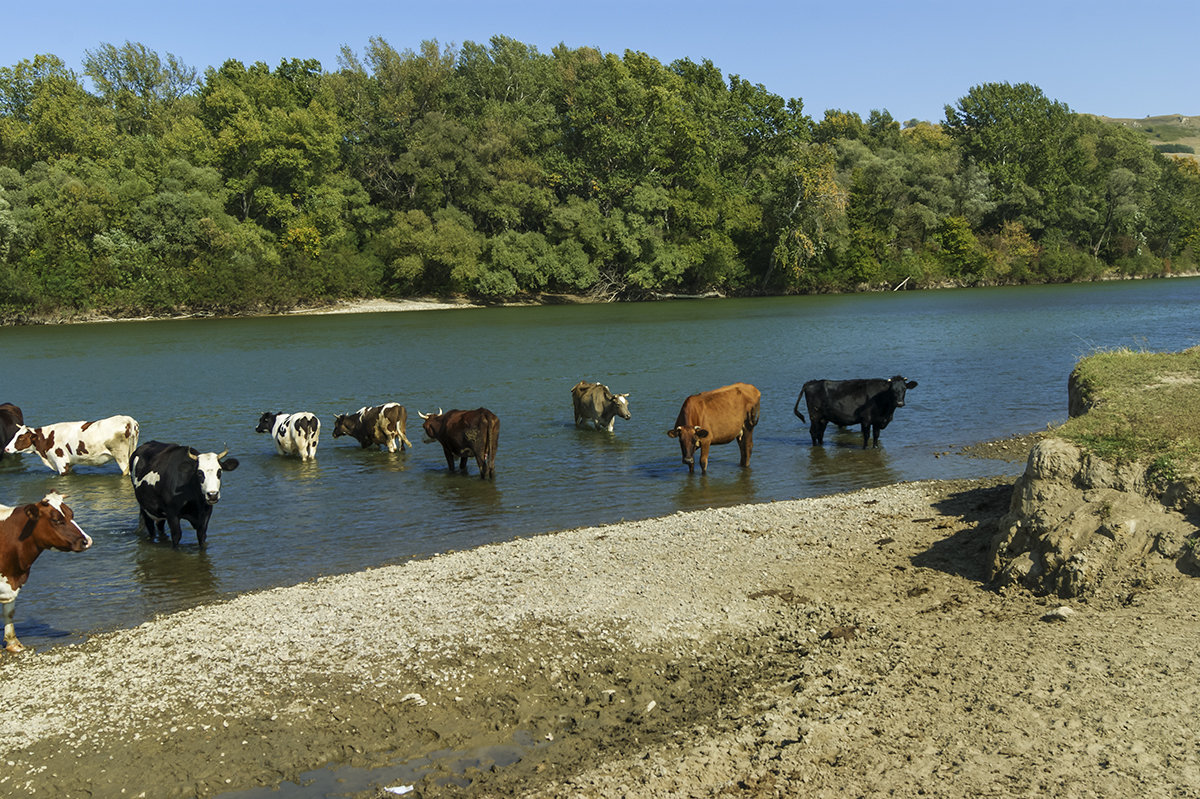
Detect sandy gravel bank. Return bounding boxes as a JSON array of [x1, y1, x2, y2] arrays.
[[2, 476, 1198, 798]]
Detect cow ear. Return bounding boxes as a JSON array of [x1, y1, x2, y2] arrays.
[[666, 428, 680, 438], [906, 380, 918, 389], [220, 457, 240, 471], [695, 427, 710, 439]]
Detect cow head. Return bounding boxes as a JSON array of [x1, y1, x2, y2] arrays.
[[331, 414, 355, 438], [889, 376, 919, 407], [187, 448, 240, 504], [609, 392, 632, 420], [255, 412, 280, 434], [418, 409, 444, 442], [27, 492, 92, 553], [4, 425, 42, 456], [667, 425, 710, 467]]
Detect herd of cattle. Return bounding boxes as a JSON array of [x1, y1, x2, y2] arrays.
[[0, 376, 915, 654]]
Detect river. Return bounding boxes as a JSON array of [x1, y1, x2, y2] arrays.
[[3, 278, 1200, 650]]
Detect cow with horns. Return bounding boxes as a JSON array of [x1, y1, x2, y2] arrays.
[[418, 407, 500, 479], [130, 441, 240, 547], [571, 381, 631, 432]]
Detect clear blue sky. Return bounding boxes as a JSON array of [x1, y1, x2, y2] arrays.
[[3, 0, 1196, 123]]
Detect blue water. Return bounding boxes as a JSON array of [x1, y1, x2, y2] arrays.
[[2, 278, 1199, 650]]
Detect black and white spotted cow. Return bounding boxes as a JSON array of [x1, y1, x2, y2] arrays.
[[255, 411, 320, 460]]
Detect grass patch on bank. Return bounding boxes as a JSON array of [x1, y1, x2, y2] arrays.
[[1060, 346, 1200, 484]]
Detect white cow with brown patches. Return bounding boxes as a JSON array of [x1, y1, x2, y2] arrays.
[[4, 415, 140, 475]]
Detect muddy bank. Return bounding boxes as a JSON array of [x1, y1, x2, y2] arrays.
[[3, 476, 1199, 798]]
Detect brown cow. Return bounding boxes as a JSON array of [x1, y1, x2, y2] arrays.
[[0, 403, 23, 460], [418, 408, 500, 479], [667, 382, 761, 474], [331, 403, 412, 452], [1, 492, 92, 654]]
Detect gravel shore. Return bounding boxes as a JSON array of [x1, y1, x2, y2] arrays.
[[3, 474, 1198, 798]]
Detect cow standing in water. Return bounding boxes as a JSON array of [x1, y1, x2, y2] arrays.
[[130, 442, 240, 547], [256, 411, 320, 460], [794, 376, 918, 448], [667, 383, 761, 474], [0, 403, 23, 460], [571, 381, 631, 432], [332, 403, 412, 452], [1, 492, 92, 654], [5, 415, 140, 475], [419, 408, 500, 479]]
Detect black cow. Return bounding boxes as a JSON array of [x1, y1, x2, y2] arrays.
[[130, 441, 240, 547], [418, 408, 500, 479], [0, 403, 23, 460], [794, 376, 918, 448]]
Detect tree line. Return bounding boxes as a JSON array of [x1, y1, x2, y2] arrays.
[[1, 37, 1198, 318]]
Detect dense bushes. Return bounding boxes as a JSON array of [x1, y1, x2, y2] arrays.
[[1, 40, 1199, 319]]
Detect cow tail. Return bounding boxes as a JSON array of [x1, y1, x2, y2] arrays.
[[486, 416, 499, 467], [793, 394, 806, 422]]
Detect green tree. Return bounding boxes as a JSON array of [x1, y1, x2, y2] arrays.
[[83, 41, 198, 136], [943, 82, 1074, 232]]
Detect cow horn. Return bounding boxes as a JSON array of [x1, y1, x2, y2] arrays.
[[418, 410, 430, 419], [187, 449, 199, 461], [218, 446, 229, 460]]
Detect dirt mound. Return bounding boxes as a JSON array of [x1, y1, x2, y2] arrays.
[[990, 437, 1200, 597]]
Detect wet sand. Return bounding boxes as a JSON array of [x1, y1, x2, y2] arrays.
[[3, 472, 1199, 798]]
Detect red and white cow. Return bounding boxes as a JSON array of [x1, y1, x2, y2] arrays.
[[1, 492, 92, 654], [4, 415, 140, 475]]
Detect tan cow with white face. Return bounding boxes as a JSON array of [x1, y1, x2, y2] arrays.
[[571, 381, 631, 432]]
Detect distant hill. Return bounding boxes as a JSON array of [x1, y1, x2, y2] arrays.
[[1097, 114, 1200, 161]]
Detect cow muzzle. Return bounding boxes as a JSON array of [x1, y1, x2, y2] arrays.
[[205, 492, 220, 505]]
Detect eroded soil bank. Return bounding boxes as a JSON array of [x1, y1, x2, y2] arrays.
[[3, 473, 1199, 798]]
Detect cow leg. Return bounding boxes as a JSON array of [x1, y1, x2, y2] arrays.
[[441, 445, 456, 472], [699, 441, 711, 474], [739, 429, 754, 467], [139, 510, 159, 539], [167, 516, 188, 548], [860, 424, 871, 449], [3, 601, 24, 653], [810, 420, 827, 446], [459, 454, 469, 473]]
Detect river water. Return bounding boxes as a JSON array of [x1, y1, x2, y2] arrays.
[[3, 278, 1200, 649]]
